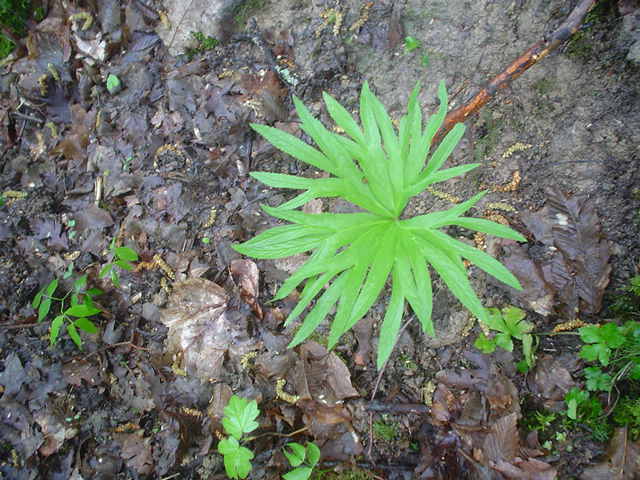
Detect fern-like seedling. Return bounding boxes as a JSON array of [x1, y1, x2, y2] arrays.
[[233, 81, 525, 368]]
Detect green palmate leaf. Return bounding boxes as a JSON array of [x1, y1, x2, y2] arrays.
[[115, 259, 134, 271], [99, 263, 113, 278], [450, 217, 527, 242], [250, 172, 314, 190], [250, 123, 335, 174], [111, 270, 120, 288], [222, 396, 260, 440], [289, 272, 348, 347], [322, 91, 365, 144], [218, 436, 254, 479], [236, 80, 525, 369], [474, 333, 497, 353], [74, 274, 87, 292]]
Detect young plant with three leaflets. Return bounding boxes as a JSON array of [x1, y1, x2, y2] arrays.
[[217, 395, 260, 479], [282, 442, 320, 480], [233, 80, 525, 368]]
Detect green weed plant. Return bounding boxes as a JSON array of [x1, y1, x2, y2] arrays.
[[282, 442, 321, 480], [474, 306, 535, 372], [99, 239, 138, 287], [217, 395, 260, 479], [32, 271, 102, 349], [234, 81, 525, 368]]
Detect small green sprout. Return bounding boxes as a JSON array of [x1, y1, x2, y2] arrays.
[[474, 306, 535, 371], [32, 274, 103, 349], [99, 239, 138, 288], [373, 419, 399, 441], [564, 387, 590, 420], [282, 442, 320, 480], [106, 74, 121, 94], [404, 36, 421, 53], [185, 31, 219, 58], [578, 323, 625, 366], [218, 395, 260, 479]]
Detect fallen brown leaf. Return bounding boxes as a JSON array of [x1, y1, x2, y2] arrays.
[[230, 259, 263, 319], [580, 427, 640, 480], [159, 278, 257, 381]]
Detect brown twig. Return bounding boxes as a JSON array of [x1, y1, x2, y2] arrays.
[[434, 0, 600, 143]]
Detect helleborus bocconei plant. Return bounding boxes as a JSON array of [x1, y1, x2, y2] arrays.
[[233, 80, 526, 369]]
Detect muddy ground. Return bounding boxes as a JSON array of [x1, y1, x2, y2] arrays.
[[1, 0, 639, 479]]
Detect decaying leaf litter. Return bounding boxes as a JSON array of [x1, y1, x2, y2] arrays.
[[0, 0, 639, 478]]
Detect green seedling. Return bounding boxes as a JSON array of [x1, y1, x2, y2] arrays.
[[373, 419, 399, 441], [99, 239, 138, 288], [32, 273, 103, 349], [583, 366, 613, 392], [185, 31, 219, 59], [474, 306, 535, 371], [564, 387, 590, 420], [283, 442, 321, 480], [578, 322, 625, 367], [106, 74, 121, 94], [404, 36, 421, 53], [218, 395, 260, 479], [233, 81, 525, 369]]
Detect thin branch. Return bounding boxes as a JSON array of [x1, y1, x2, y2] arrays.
[[434, 0, 600, 143]]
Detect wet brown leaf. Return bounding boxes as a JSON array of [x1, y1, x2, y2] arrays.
[[159, 278, 257, 381], [62, 360, 102, 387], [529, 354, 577, 411], [580, 427, 640, 480], [206, 383, 233, 427], [431, 383, 461, 426], [493, 457, 558, 479], [52, 105, 92, 159], [516, 188, 611, 318], [34, 409, 77, 457], [483, 412, 519, 463], [292, 341, 359, 404], [74, 205, 114, 231], [501, 243, 555, 317], [114, 431, 154, 475], [352, 314, 374, 367], [428, 356, 555, 477], [230, 259, 263, 319], [298, 399, 362, 461]]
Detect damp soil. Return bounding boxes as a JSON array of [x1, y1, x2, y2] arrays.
[[0, 0, 639, 479]]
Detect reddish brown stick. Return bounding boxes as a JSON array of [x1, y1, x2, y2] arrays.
[[435, 0, 600, 143]]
